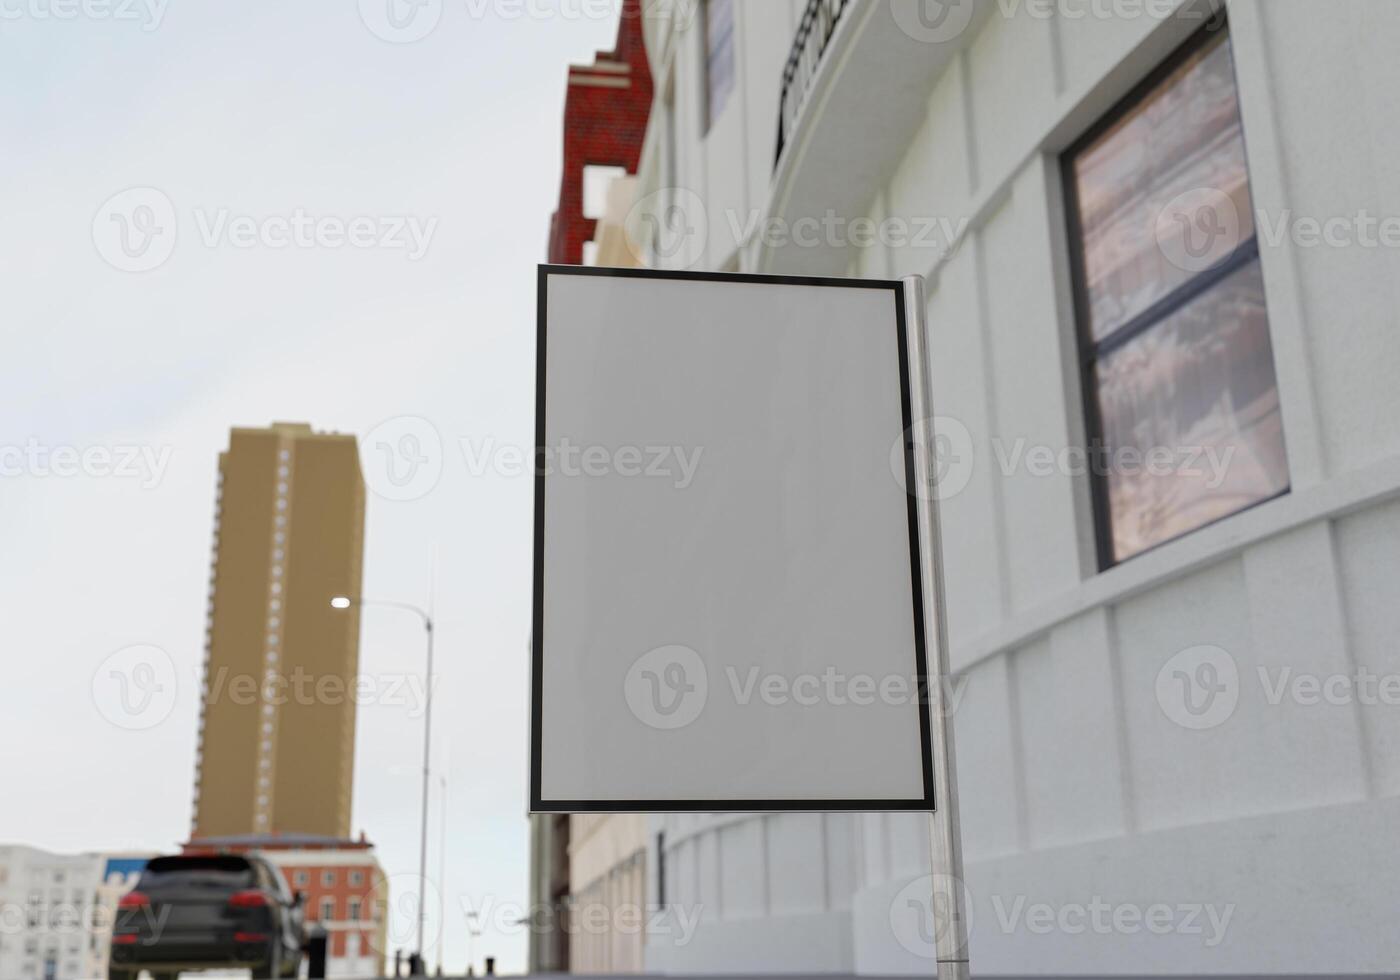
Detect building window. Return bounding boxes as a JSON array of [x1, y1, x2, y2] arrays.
[[703, 0, 735, 133], [322, 870, 335, 887], [348, 897, 361, 921], [1064, 21, 1288, 566], [349, 870, 363, 886], [320, 897, 335, 922], [294, 870, 309, 887]]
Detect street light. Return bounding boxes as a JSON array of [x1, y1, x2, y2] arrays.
[[331, 594, 434, 975]]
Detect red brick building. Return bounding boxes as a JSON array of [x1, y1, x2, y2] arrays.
[[547, 0, 653, 265], [183, 833, 387, 978]]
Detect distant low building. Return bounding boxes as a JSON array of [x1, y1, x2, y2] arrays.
[[183, 832, 387, 979], [526, 814, 571, 974], [0, 845, 99, 980]]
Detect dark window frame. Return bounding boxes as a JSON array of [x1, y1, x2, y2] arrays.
[[1062, 15, 1287, 570], [655, 832, 666, 905]]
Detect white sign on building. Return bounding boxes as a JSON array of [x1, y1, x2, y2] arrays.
[[531, 266, 948, 812]]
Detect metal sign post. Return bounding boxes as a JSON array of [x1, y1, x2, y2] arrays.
[[903, 275, 971, 980]]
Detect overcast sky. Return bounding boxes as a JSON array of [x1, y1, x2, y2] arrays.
[[0, 1, 624, 971]]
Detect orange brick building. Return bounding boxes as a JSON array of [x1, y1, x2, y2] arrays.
[[184, 833, 387, 978]]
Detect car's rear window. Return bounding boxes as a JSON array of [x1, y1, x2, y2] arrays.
[[140, 856, 256, 890]]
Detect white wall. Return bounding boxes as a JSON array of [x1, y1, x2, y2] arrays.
[[637, 0, 1400, 974], [637, 0, 811, 272]]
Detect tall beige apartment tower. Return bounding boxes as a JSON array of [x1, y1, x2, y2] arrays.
[[192, 423, 366, 840]]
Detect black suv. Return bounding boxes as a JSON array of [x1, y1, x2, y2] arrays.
[[110, 853, 305, 980]]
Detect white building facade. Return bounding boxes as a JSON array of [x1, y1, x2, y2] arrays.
[[0, 845, 103, 980], [625, 0, 1400, 974], [568, 814, 648, 974], [83, 856, 151, 980]]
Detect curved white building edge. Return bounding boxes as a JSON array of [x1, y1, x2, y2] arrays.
[[625, 0, 1400, 975]]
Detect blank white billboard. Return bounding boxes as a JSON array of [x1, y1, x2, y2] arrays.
[[532, 266, 935, 812]]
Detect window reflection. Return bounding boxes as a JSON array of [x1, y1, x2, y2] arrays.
[[1067, 25, 1290, 565], [1095, 262, 1288, 560], [1076, 32, 1255, 341]]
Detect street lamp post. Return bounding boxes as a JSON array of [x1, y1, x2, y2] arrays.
[[331, 594, 434, 976], [465, 910, 482, 977], [437, 771, 447, 977]]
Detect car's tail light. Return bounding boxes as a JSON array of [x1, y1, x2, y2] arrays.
[[229, 890, 269, 908], [117, 892, 149, 909], [234, 931, 269, 943], [111, 934, 139, 945]]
